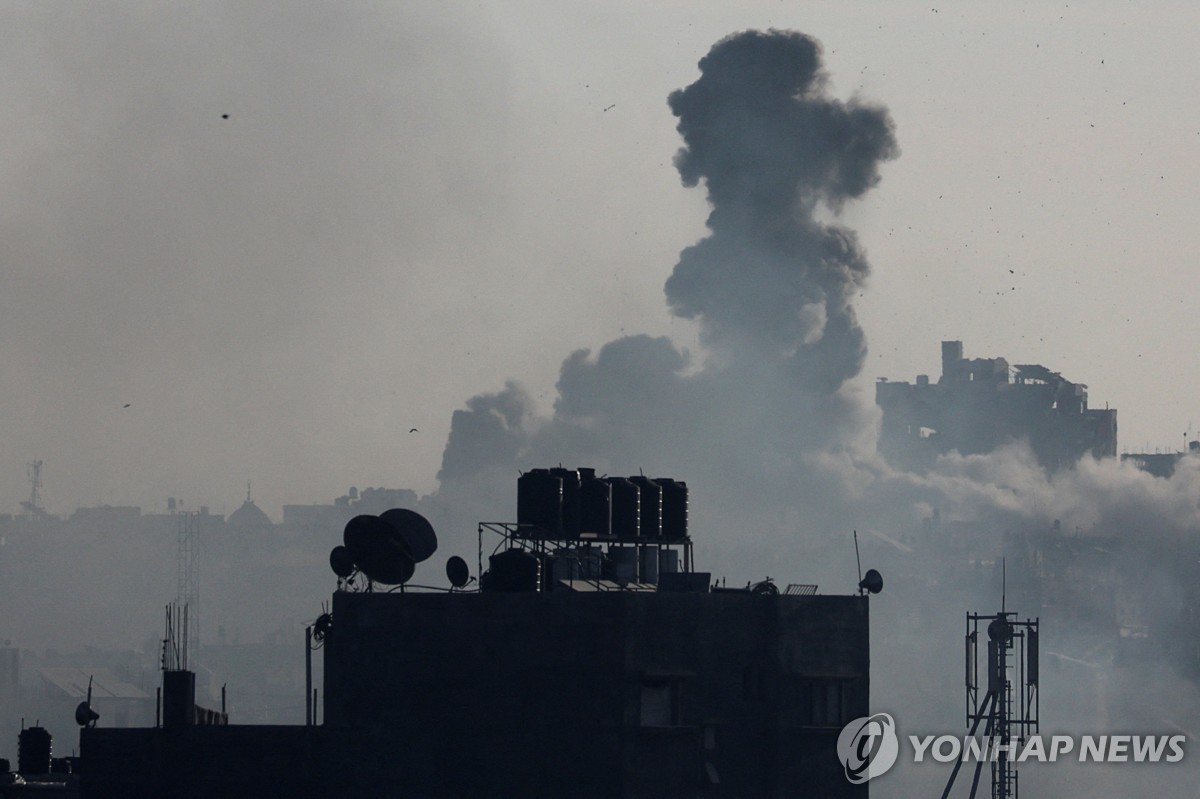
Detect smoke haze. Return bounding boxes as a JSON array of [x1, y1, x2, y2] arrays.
[[3, 9, 1200, 794], [426, 29, 1200, 796], [435, 30, 900, 565]]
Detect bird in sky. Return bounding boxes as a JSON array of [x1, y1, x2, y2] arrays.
[[409, 428, 418, 433]]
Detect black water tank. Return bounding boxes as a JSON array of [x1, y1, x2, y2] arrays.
[[163, 670, 197, 728], [550, 467, 581, 538], [18, 726, 51, 776], [517, 469, 562, 537], [658, 478, 689, 541], [552, 546, 603, 581], [629, 476, 662, 539], [482, 549, 542, 592], [606, 476, 640, 539], [577, 468, 611, 537]]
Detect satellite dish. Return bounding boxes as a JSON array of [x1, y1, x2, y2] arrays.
[[75, 701, 99, 728], [751, 578, 779, 596], [446, 556, 470, 588], [380, 508, 438, 563], [988, 617, 1011, 643], [329, 545, 356, 578], [858, 568, 883, 595], [343, 514, 416, 585]]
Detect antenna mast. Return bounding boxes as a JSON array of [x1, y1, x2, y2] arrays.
[[21, 460, 45, 519], [942, 606, 1039, 799], [175, 511, 200, 669], [853, 530, 863, 591]]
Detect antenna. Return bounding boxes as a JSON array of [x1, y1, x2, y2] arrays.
[[329, 546, 355, 579], [1002, 557, 1006, 615], [163, 604, 183, 671], [176, 512, 199, 667], [340, 508, 438, 586], [853, 530, 863, 586], [445, 556, 470, 589], [75, 675, 100, 728], [20, 460, 45, 519], [380, 508, 438, 563], [28, 460, 42, 512], [853, 531, 883, 595], [942, 606, 1039, 799]]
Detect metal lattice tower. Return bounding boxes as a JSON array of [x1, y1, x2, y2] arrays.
[[20, 460, 45, 519], [175, 511, 200, 669], [942, 610, 1040, 799]]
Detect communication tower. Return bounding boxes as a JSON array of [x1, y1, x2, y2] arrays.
[[175, 511, 200, 667], [20, 460, 46, 519], [941, 607, 1039, 799]]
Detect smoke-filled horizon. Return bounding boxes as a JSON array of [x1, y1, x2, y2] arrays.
[[2, 3, 1199, 518], [430, 29, 1200, 566]]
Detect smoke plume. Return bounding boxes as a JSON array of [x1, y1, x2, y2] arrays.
[[432, 30, 899, 562], [426, 34, 1200, 794], [666, 29, 897, 368]]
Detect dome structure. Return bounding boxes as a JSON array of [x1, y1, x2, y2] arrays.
[[227, 482, 273, 532]]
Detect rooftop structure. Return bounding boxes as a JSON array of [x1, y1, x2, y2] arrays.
[[1121, 440, 1200, 479]]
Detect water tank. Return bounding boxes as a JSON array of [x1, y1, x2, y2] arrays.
[[550, 467, 581, 538], [606, 477, 640, 540], [482, 549, 542, 592], [550, 552, 573, 583], [578, 468, 611, 537], [163, 670, 197, 728], [608, 546, 638, 584], [552, 546, 604, 581], [658, 479, 689, 541], [660, 549, 680, 575], [639, 546, 659, 584], [576, 546, 603, 579], [628, 476, 662, 539], [517, 469, 562, 538], [18, 726, 51, 776]]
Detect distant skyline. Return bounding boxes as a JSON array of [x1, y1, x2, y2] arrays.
[[3, 2, 1198, 518]]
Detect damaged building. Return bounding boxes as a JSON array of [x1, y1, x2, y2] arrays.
[[875, 340, 1117, 471]]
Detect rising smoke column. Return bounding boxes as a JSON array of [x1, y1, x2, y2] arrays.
[[432, 30, 898, 553], [665, 30, 897, 389]]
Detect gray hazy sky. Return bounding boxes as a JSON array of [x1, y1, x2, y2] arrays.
[[3, 2, 1198, 517]]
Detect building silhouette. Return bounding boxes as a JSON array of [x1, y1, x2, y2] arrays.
[[876, 340, 1117, 471]]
